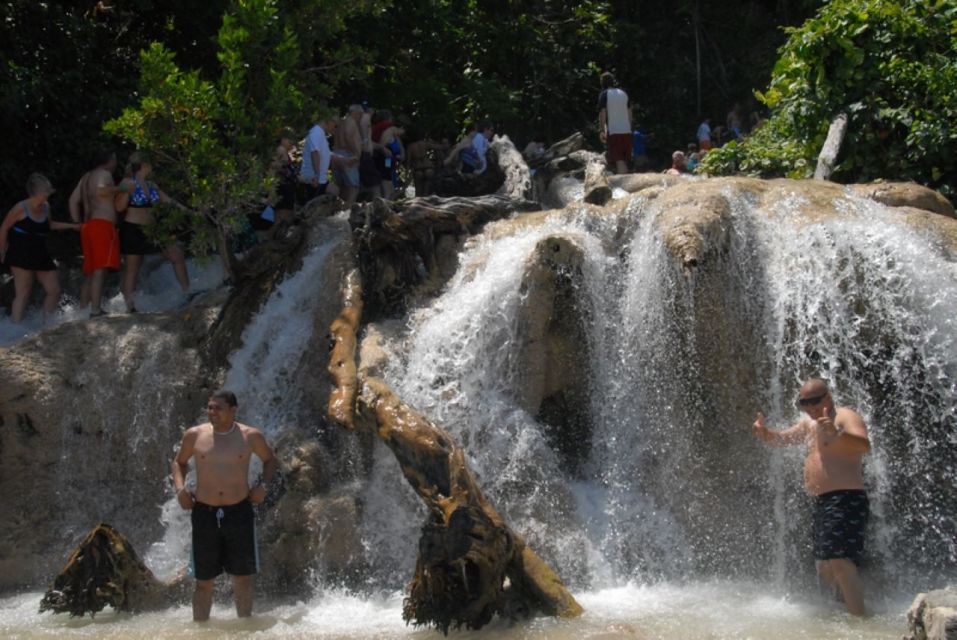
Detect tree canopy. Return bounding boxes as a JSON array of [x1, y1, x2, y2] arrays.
[[701, 0, 957, 198], [7, 0, 953, 218]]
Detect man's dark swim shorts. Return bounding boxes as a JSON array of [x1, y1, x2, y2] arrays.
[[812, 489, 869, 565], [190, 499, 259, 580]]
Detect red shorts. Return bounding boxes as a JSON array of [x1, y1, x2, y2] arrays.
[[606, 133, 632, 164], [699, 139, 713, 151], [81, 218, 120, 275]]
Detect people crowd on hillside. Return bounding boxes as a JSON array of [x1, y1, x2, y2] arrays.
[[3, 76, 767, 325]]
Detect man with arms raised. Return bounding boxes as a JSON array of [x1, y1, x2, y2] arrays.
[[171, 390, 278, 621], [751, 378, 871, 616]]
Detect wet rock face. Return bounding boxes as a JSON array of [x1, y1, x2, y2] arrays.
[[0, 312, 215, 590], [905, 588, 957, 640], [512, 236, 591, 474]]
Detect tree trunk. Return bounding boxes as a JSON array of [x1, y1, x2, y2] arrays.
[[814, 112, 848, 180], [327, 275, 583, 633], [39, 524, 184, 617]]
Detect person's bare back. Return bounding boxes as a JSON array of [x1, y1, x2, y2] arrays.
[[335, 114, 362, 158], [70, 167, 118, 223]]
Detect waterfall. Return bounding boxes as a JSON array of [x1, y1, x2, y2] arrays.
[[144, 214, 353, 578], [358, 186, 957, 598]]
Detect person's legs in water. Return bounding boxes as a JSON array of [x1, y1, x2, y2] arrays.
[[163, 244, 190, 295], [121, 254, 143, 312], [10, 266, 36, 322], [192, 579, 214, 622], [232, 574, 253, 617], [89, 268, 108, 315], [35, 269, 61, 320], [827, 558, 866, 615], [79, 277, 91, 309]]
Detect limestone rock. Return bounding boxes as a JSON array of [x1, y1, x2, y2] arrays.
[[0, 311, 213, 590], [850, 182, 955, 219], [905, 588, 957, 640], [583, 157, 612, 205]]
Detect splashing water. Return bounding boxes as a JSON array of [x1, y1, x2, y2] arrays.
[[8, 183, 956, 638]]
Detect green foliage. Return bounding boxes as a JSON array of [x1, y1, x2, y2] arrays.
[[105, 0, 308, 259], [0, 0, 228, 205], [348, 0, 615, 142], [702, 0, 957, 196]]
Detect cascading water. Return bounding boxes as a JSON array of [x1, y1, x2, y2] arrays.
[[144, 214, 356, 580], [356, 182, 957, 635], [3, 181, 955, 639]]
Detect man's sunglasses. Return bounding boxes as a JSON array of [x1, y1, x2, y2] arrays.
[[797, 393, 827, 407]]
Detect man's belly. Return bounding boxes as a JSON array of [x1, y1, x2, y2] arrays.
[[804, 454, 865, 496], [194, 465, 251, 505]]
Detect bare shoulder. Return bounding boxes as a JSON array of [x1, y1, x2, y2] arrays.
[[236, 422, 266, 445], [184, 423, 209, 439], [239, 423, 266, 439], [836, 406, 868, 434]]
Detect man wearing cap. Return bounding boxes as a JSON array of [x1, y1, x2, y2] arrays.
[[751, 378, 871, 616]]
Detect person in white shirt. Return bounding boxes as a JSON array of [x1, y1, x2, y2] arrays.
[[299, 113, 356, 204], [597, 72, 632, 174]]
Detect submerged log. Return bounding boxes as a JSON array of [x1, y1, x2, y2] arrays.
[[327, 275, 583, 633], [39, 523, 181, 617]]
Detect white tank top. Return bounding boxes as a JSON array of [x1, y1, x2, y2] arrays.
[[605, 88, 630, 135]]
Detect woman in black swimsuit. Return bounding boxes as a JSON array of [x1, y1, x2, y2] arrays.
[[116, 152, 191, 312], [0, 173, 81, 322]]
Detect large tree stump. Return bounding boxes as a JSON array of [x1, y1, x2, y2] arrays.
[[39, 524, 182, 617], [327, 275, 583, 633]]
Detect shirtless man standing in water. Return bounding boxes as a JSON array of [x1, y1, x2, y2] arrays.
[[171, 390, 278, 621], [751, 378, 871, 616]]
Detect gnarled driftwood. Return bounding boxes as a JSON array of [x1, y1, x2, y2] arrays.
[[39, 523, 183, 617], [326, 273, 583, 633]]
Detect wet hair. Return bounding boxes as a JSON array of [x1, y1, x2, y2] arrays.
[[600, 72, 616, 89], [126, 151, 151, 175], [25, 173, 54, 196], [210, 390, 238, 407]]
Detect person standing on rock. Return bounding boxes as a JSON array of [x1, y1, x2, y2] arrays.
[[751, 378, 871, 616], [171, 390, 278, 622], [597, 71, 632, 175], [0, 173, 81, 322], [68, 150, 128, 316]]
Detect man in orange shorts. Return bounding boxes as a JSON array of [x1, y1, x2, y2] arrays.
[[69, 151, 128, 316]]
